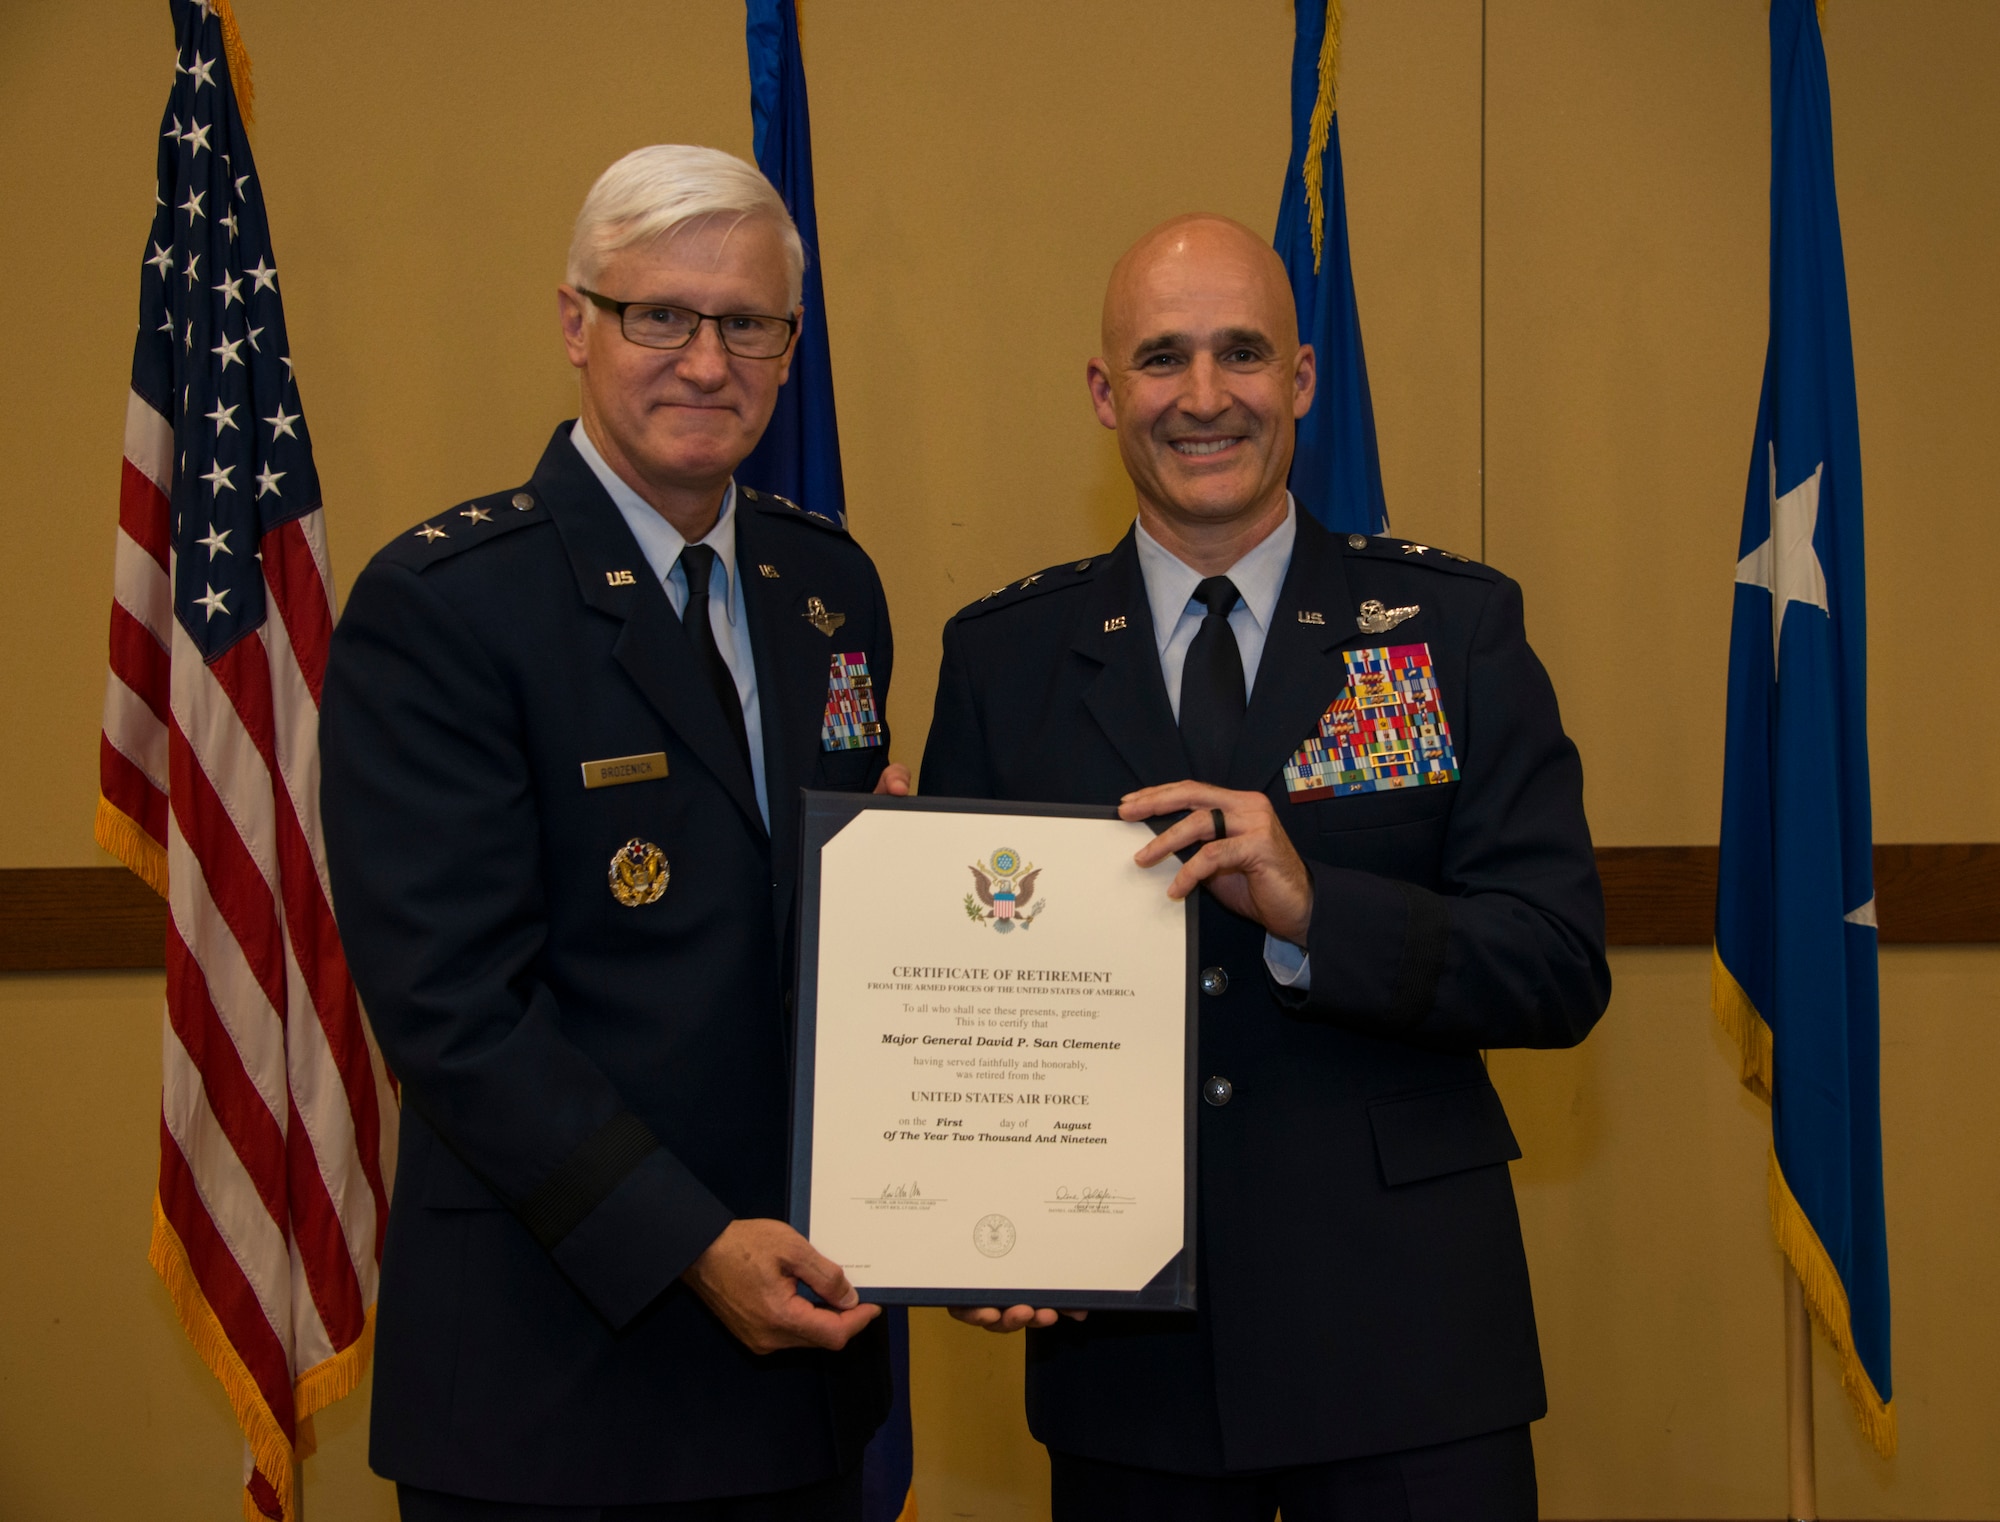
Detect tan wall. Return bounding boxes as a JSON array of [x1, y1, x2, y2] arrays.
[[1, 2, 1994, 1517]]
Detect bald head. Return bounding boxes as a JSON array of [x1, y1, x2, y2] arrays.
[[1086, 214, 1315, 571], [1101, 214, 1298, 357]]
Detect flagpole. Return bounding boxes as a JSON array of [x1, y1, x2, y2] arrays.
[[1786, 1264, 1817, 1520]]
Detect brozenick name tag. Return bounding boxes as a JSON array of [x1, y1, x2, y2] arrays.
[[581, 752, 670, 789]]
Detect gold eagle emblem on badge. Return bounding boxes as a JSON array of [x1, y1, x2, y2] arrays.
[[608, 838, 670, 907]]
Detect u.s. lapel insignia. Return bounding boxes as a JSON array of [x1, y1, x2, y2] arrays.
[[822, 653, 883, 751], [608, 838, 670, 907], [1281, 643, 1460, 801], [758, 563, 780, 579], [1297, 610, 1326, 626], [1103, 615, 1128, 633], [804, 595, 846, 637], [1356, 598, 1419, 634]]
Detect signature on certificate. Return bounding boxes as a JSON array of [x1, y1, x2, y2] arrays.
[[1047, 1185, 1136, 1215], [857, 1181, 944, 1211]]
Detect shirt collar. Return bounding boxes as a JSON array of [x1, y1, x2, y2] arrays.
[[1133, 495, 1298, 647], [570, 419, 740, 622]]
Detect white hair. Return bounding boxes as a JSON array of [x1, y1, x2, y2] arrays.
[[566, 144, 805, 307]]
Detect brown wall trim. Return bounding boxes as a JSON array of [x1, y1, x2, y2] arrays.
[[3, 848, 1997, 972], [1599, 843, 2000, 946], [1, 867, 171, 972]]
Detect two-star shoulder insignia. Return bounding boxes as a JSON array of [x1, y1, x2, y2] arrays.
[[954, 554, 1102, 623], [739, 484, 850, 536], [1340, 532, 1497, 581], [383, 485, 547, 570]]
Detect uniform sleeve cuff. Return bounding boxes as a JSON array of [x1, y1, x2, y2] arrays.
[[547, 1147, 734, 1330], [1262, 933, 1311, 989]]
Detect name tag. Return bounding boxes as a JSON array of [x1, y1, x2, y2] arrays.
[[581, 752, 670, 789]]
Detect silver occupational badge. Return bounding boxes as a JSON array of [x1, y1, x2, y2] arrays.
[[1356, 598, 1420, 635], [803, 596, 846, 637]]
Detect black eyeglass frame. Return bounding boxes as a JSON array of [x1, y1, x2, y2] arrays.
[[577, 287, 800, 358]]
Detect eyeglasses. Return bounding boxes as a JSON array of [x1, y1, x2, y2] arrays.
[[578, 288, 798, 359]]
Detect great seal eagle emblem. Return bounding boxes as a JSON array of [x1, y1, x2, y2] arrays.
[[965, 847, 1044, 931]]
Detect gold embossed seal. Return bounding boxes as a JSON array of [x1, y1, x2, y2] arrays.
[[608, 838, 670, 907]]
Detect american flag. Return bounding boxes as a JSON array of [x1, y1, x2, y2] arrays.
[[95, 5, 397, 1519]]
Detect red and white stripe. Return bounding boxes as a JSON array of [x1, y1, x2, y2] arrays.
[[103, 389, 396, 1520]]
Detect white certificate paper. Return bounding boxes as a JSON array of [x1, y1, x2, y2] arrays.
[[791, 795, 1196, 1307]]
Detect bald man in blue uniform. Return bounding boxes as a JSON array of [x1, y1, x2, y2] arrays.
[[920, 215, 1610, 1521]]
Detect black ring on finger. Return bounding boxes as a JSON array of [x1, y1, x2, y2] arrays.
[[1211, 808, 1228, 841]]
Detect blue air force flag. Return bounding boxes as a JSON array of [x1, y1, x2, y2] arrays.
[[1713, 0, 1893, 1456], [740, 0, 846, 527], [1273, 0, 1387, 536]]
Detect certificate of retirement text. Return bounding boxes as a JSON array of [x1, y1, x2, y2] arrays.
[[808, 809, 1188, 1293]]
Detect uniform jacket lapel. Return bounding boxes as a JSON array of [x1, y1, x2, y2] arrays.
[[1228, 512, 1360, 795], [734, 503, 825, 933], [533, 431, 767, 840], [1068, 532, 1189, 790]]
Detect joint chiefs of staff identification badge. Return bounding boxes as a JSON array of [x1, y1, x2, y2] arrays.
[[608, 838, 670, 907], [965, 847, 1044, 931]]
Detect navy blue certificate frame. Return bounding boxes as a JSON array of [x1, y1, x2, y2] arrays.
[[789, 790, 1198, 1310]]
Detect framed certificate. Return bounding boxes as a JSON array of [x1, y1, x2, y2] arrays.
[[790, 792, 1197, 1310]]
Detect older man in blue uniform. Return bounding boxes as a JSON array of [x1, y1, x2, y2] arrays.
[[322, 146, 902, 1521], [921, 215, 1610, 1520]]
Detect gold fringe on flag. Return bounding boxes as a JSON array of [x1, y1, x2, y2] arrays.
[[95, 794, 169, 900], [1709, 945, 1772, 1101], [1769, 1151, 1898, 1456], [212, 0, 256, 130], [149, 1198, 299, 1522], [1302, 0, 1342, 274], [1712, 946, 1896, 1457], [150, 1197, 380, 1522]]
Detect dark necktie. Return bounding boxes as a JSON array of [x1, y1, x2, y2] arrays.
[[677, 542, 751, 766], [1179, 575, 1246, 784]]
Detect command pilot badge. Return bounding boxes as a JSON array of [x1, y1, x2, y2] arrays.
[[804, 596, 846, 637], [821, 653, 884, 751], [608, 838, 670, 907], [1356, 598, 1419, 634], [965, 848, 1044, 932], [1282, 643, 1460, 802]]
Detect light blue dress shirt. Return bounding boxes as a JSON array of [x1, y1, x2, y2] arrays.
[[571, 423, 769, 828], [1133, 500, 1311, 986]]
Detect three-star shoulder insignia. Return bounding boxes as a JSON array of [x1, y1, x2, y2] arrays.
[[416, 523, 447, 543], [460, 504, 493, 524]]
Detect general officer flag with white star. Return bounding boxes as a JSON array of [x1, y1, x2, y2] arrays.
[[1713, 0, 1893, 1456]]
